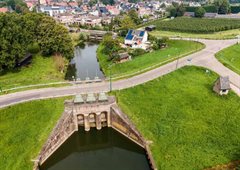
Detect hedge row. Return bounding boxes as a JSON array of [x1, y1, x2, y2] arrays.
[[186, 5, 240, 14]]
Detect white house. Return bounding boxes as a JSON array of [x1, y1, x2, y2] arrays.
[[40, 6, 66, 17], [124, 29, 148, 49]]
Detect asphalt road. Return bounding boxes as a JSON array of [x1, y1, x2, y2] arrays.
[[0, 39, 239, 108]]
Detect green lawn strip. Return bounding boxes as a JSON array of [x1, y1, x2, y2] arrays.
[[151, 29, 240, 40], [215, 43, 240, 75], [113, 66, 240, 170], [0, 54, 66, 90], [97, 40, 204, 78], [0, 97, 70, 170]]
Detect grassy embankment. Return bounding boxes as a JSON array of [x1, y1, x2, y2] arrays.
[[148, 17, 240, 39], [113, 66, 240, 170], [1, 67, 240, 169], [216, 43, 240, 75], [97, 40, 204, 78], [0, 55, 68, 92], [0, 97, 69, 170]]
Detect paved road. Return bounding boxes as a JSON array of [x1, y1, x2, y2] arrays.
[[0, 39, 239, 108]]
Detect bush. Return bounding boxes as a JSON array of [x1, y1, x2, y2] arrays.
[[27, 42, 40, 54], [195, 7, 206, 18], [130, 48, 146, 57]]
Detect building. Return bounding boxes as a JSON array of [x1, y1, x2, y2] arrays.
[[40, 6, 66, 17], [213, 76, 231, 95], [117, 52, 131, 63], [124, 29, 148, 49]]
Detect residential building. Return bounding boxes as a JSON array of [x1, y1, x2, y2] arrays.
[[124, 29, 148, 49]]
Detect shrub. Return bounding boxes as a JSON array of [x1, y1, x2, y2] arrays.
[[130, 48, 146, 57], [27, 42, 40, 54], [195, 7, 206, 18]]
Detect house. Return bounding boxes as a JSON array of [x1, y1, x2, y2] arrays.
[[124, 29, 148, 49], [117, 52, 131, 63], [213, 76, 231, 95], [40, 6, 66, 17]]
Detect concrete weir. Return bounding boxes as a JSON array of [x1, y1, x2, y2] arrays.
[[34, 94, 157, 170]]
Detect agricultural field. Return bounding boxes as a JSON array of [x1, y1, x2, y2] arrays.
[[0, 97, 69, 170], [97, 40, 204, 78], [150, 29, 240, 40], [215, 43, 240, 74], [114, 66, 240, 170], [154, 17, 240, 33]]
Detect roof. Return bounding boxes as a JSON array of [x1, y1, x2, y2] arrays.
[[0, 7, 8, 13], [219, 76, 231, 90], [125, 29, 146, 40], [146, 25, 156, 29]]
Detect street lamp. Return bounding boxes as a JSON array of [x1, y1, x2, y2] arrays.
[[108, 64, 114, 92]]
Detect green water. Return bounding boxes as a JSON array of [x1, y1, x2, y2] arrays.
[[40, 127, 151, 170]]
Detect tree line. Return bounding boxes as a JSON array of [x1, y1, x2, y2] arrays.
[[0, 13, 73, 73]]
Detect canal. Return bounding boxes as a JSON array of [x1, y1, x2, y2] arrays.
[[65, 43, 105, 80], [40, 127, 151, 170]]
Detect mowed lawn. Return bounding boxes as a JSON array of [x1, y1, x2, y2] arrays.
[[216, 43, 240, 75], [0, 55, 65, 90], [98, 40, 204, 78], [113, 66, 240, 170], [0, 98, 68, 170]]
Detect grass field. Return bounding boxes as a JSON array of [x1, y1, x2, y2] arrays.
[[0, 55, 66, 91], [153, 17, 240, 33], [113, 66, 240, 170], [150, 29, 240, 40], [98, 40, 204, 78], [0, 97, 69, 170], [216, 43, 240, 75]]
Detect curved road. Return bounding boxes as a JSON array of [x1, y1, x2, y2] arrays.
[[0, 39, 239, 108]]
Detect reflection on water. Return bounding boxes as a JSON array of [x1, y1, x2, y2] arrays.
[[65, 43, 104, 80], [40, 127, 151, 170]]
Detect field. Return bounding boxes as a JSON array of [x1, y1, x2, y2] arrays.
[[97, 40, 204, 78], [150, 29, 240, 40], [0, 97, 69, 170], [0, 55, 66, 91], [216, 43, 240, 75], [113, 66, 240, 170], [153, 17, 240, 33]]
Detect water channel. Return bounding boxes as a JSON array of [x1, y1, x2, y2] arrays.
[[65, 43, 105, 80], [40, 127, 151, 170]]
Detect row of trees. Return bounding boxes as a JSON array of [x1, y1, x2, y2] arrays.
[[0, 13, 73, 72], [168, 0, 231, 18]]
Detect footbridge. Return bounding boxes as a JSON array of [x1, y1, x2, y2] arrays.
[[34, 94, 157, 170]]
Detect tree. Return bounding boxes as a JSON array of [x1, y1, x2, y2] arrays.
[[101, 34, 121, 56], [214, 0, 230, 14], [0, 13, 73, 72], [119, 15, 136, 36], [167, 6, 177, 17], [128, 9, 141, 25], [195, 7, 206, 18]]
